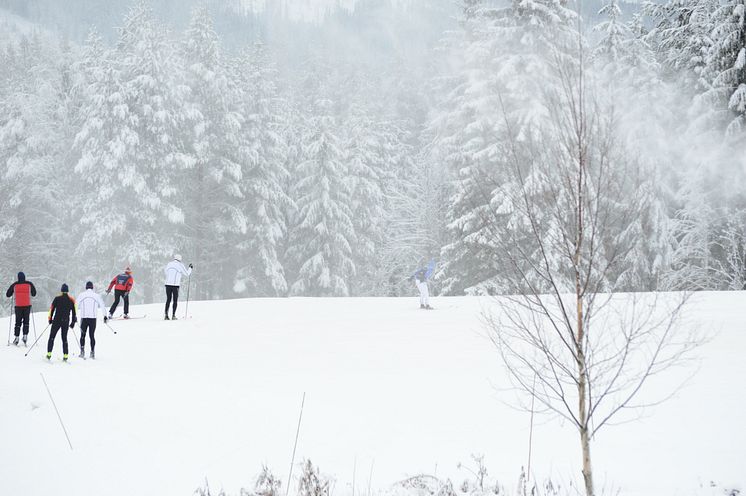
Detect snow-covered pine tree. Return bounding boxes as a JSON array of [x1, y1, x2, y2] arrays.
[[179, 6, 247, 299], [74, 2, 193, 302], [664, 165, 721, 290], [703, 0, 746, 140], [593, 0, 628, 67], [644, 0, 717, 89], [232, 42, 291, 297], [592, 10, 678, 290], [288, 79, 355, 296], [434, 0, 578, 294], [0, 33, 76, 301], [343, 92, 395, 296]]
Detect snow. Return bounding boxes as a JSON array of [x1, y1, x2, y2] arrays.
[[0, 293, 744, 496]]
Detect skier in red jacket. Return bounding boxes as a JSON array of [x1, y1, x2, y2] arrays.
[[5, 271, 37, 345], [106, 266, 134, 319]]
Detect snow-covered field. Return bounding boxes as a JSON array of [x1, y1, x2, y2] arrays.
[[0, 294, 743, 496]]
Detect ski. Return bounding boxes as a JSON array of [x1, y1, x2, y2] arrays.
[[111, 314, 146, 320]]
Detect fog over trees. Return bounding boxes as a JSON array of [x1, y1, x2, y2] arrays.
[[0, 0, 744, 305]]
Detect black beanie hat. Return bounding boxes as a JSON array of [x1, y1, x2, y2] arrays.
[[86, 281, 94, 289], [61, 283, 69, 293], [18, 272, 25, 282]]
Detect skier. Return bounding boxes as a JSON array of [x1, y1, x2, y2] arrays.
[[77, 281, 106, 359], [47, 284, 77, 361], [106, 266, 134, 319], [5, 272, 37, 346], [411, 260, 436, 310], [163, 254, 193, 320]]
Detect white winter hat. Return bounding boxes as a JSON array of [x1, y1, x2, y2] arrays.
[[174, 254, 182, 262]]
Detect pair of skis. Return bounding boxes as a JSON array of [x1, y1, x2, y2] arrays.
[[108, 314, 146, 321]]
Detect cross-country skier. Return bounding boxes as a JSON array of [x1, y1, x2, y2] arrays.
[[5, 272, 37, 346], [47, 284, 77, 361], [163, 254, 192, 320], [106, 266, 134, 319], [77, 281, 106, 359], [411, 260, 435, 310]]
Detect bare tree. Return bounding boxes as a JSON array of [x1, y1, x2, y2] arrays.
[[462, 42, 703, 496]]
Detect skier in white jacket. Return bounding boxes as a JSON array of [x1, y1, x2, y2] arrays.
[[164, 254, 192, 320], [77, 281, 107, 358]]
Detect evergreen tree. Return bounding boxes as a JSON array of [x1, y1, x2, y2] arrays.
[[435, 0, 578, 294], [343, 91, 397, 295], [289, 91, 355, 296], [703, 0, 746, 140], [74, 2, 193, 302], [0, 34, 75, 300], [594, 0, 628, 66], [644, 0, 717, 89], [179, 6, 247, 299], [233, 43, 291, 296]]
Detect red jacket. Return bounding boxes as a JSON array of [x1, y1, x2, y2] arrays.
[[6, 280, 36, 307], [108, 273, 134, 292]]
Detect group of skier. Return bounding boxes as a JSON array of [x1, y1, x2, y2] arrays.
[[4, 254, 193, 361], [6, 255, 429, 362]]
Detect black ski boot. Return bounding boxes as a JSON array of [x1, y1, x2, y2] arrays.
[[79, 346, 85, 359], [420, 304, 425, 309], [12, 336, 19, 346], [22, 334, 27, 346], [164, 314, 170, 320], [90, 349, 95, 359], [171, 315, 178, 321]]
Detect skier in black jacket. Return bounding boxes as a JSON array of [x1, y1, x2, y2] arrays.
[[47, 284, 77, 361]]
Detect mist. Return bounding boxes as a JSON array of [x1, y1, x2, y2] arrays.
[[0, 0, 744, 308]]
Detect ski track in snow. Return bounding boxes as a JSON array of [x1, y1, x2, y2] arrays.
[[0, 294, 744, 496]]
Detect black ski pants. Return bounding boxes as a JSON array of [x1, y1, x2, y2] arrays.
[[164, 285, 179, 316], [80, 318, 97, 351], [13, 306, 31, 336], [109, 289, 129, 316], [47, 322, 69, 355]]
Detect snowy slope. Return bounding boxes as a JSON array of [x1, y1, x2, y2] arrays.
[[0, 294, 743, 496]]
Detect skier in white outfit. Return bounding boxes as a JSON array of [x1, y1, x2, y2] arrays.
[[164, 254, 192, 320], [77, 281, 107, 358], [411, 260, 435, 310]]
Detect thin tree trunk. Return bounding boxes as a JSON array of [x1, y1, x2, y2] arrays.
[[577, 334, 594, 496]]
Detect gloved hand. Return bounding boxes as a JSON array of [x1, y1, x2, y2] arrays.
[[103, 316, 108, 323], [70, 321, 76, 329], [48, 319, 53, 325], [106, 289, 111, 295], [188, 263, 193, 269]]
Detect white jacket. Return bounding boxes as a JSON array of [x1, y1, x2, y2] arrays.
[[164, 259, 192, 287], [76, 289, 106, 319]]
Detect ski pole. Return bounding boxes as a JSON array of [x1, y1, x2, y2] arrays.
[[31, 306, 38, 340], [25, 323, 51, 356], [183, 273, 191, 320], [103, 319, 117, 335], [6, 298, 13, 346]]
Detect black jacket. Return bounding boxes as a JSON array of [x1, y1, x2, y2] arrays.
[[49, 294, 77, 326]]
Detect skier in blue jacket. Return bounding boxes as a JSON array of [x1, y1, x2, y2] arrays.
[[411, 260, 435, 309]]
